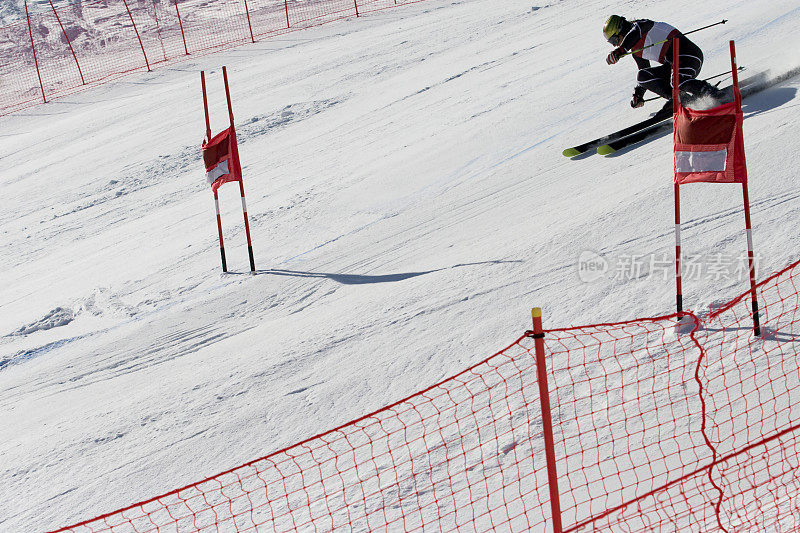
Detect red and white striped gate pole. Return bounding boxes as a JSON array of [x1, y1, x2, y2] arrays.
[[239, 180, 255, 272], [213, 190, 228, 272], [201, 71, 227, 272], [672, 43, 683, 314], [742, 182, 760, 335], [674, 182, 683, 313], [731, 41, 761, 336], [531, 308, 563, 533], [223, 66, 256, 273]]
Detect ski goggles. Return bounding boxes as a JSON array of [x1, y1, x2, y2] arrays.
[[606, 32, 622, 47]]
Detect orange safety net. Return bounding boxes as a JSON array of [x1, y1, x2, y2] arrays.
[[52, 258, 800, 532]]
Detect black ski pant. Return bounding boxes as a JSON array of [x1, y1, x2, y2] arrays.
[[636, 37, 711, 99]]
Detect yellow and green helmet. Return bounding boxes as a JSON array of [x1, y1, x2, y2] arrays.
[[603, 15, 626, 45]]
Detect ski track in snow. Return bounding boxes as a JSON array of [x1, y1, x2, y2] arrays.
[[1, 0, 800, 530]]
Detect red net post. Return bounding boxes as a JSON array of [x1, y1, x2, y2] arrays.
[[531, 308, 563, 533], [48, 0, 85, 85], [121, 0, 151, 71], [243, 0, 256, 43], [173, 0, 189, 56], [24, 0, 46, 103]]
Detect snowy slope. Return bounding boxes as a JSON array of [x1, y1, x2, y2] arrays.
[[1, 0, 800, 530]]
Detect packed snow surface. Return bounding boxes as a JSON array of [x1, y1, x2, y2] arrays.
[[2, 0, 800, 530]]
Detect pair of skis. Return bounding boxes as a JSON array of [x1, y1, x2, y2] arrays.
[[562, 105, 672, 157], [564, 68, 761, 158]]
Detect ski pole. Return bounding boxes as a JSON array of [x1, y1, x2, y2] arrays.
[[642, 66, 744, 102], [622, 19, 727, 58]]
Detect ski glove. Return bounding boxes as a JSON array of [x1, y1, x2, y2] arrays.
[[630, 87, 646, 108], [606, 47, 625, 65]]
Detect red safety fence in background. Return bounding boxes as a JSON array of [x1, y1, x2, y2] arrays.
[[51, 257, 800, 532], [0, 0, 422, 116]]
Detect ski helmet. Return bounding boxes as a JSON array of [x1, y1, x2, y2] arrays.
[[603, 15, 626, 46]]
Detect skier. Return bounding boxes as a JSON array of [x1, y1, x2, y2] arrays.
[[603, 15, 723, 109]]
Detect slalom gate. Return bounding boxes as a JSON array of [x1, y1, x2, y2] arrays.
[[1, 0, 429, 116], [53, 256, 800, 531]]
